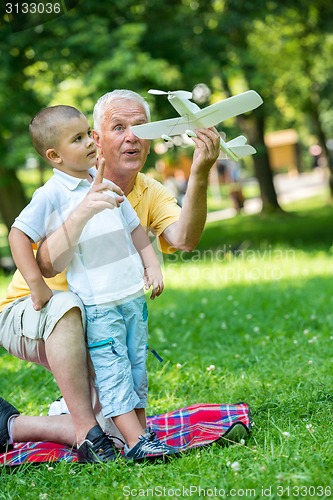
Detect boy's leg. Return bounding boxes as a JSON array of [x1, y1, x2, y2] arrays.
[[135, 408, 147, 430], [85, 303, 141, 445], [123, 296, 149, 426], [113, 410, 145, 449]]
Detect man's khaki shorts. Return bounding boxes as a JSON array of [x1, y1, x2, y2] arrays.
[[0, 291, 85, 369]]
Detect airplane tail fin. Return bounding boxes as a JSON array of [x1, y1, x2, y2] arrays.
[[220, 135, 257, 161], [228, 144, 257, 159]]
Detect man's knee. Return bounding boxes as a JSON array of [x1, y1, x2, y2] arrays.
[[56, 306, 85, 334], [42, 291, 86, 341]]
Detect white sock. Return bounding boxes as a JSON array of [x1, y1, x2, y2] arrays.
[[7, 415, 17, 445]]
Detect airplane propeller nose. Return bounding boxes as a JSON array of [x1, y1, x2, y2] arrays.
[[148, 89, 193, 100]]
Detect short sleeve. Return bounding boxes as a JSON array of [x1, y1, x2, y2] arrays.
[[12, 190, 58, 243], [128, 175, 181, 254], [119, 197, 141, 231]]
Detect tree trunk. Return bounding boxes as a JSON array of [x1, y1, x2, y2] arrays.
[[223, 78, 281, 212], [308, 90, 333, 197], [252, 149, 281, 212], [240, 115, 282, 212], [0, 167, 28, 232]]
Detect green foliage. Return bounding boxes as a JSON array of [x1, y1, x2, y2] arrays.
[[1, 0, 333, 220], [1, 1, 333, 170]]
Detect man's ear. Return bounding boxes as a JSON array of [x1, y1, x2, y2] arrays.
[[46, 148, 62, 164], [92, 130, 102, 151]]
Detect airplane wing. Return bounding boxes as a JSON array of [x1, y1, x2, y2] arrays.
[[131, 117, 192, 139], [131, 90, 263, 140], [191, 91, 263, 129]]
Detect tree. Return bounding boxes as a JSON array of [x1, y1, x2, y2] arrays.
[[1, 0, 333, 232]]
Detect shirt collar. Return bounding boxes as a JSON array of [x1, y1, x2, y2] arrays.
[[53, 168, 96, 190], [128, 173, 149, 208]]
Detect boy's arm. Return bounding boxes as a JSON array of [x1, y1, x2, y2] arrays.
[[37, 159, 124, 277], [37, 183, 124, 277], [131, 224, 164, 300], [8, 227, 53, 311]]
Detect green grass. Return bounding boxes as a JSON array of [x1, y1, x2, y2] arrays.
[[1, 198, 333, 498], [196, 204, 333, 253]]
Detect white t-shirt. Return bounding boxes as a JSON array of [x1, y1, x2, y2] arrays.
[[12, 168, 144, 305]]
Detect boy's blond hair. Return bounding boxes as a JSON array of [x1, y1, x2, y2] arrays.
[[29, 105, 83, 158]]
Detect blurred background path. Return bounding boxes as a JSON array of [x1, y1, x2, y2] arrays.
[[206, 169, 329, 223]]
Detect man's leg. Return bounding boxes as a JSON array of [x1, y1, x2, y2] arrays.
[[0, 293, 119, 461], [1, 307, 97, 446], [12, 414, 76, 446], [44, 307, 96, 445]]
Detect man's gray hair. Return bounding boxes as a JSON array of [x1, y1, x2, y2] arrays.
[[93, 89, 151, 132]]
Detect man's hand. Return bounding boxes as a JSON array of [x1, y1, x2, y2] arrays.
[[160, 127, 220, 252], [30, 280, 53, 311], [144, 265, 164, 300], [191, 127, 221, 176]]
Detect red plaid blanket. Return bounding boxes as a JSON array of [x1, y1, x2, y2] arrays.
[[0, 402, 250, 466]]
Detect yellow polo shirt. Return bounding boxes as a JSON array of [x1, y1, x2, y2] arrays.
[[0, 173, 180, 312]]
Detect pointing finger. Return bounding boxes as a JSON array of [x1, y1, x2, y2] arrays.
[[94, 158, 105, 185]]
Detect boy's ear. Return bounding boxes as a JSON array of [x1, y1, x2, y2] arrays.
[[46, 148, 62, 164]]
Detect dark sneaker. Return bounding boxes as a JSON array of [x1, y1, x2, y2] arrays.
[[77, 424, 120, 463], [0, 397, 20, 452], [124, 429, 179, 460]]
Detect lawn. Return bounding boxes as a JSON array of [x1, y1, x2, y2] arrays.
[[1, 197, 333, 499]]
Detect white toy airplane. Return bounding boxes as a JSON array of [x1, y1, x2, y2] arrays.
[[131, 89, 263, 161]]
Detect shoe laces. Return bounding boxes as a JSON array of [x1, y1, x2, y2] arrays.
[[140, 433, 170, 452], [145, 430, 157, 441], [107, 434, 125, 449], [89, 433, 118, 457]]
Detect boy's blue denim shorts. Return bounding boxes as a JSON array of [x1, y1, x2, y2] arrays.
[[85, 294, 149, 418]]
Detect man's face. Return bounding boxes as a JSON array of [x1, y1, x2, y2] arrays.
[[93, 98, 150, 177]]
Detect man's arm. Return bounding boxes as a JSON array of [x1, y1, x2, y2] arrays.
[[9, 227, 53, 310], [162, 127, 220, 252], [131, 224, 164, 300]]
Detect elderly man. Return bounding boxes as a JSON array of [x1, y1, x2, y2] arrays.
[[0, 90, 220, 462]]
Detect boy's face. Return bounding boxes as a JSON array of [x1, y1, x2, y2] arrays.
[[49, 114, 96, 178]]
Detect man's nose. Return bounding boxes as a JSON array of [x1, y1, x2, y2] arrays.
[[125, 127, 138, 141]]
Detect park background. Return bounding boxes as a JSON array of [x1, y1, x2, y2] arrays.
[[1, 1, 333, 498]]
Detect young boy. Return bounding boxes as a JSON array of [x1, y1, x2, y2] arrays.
[[9, 105, 177, 460]]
